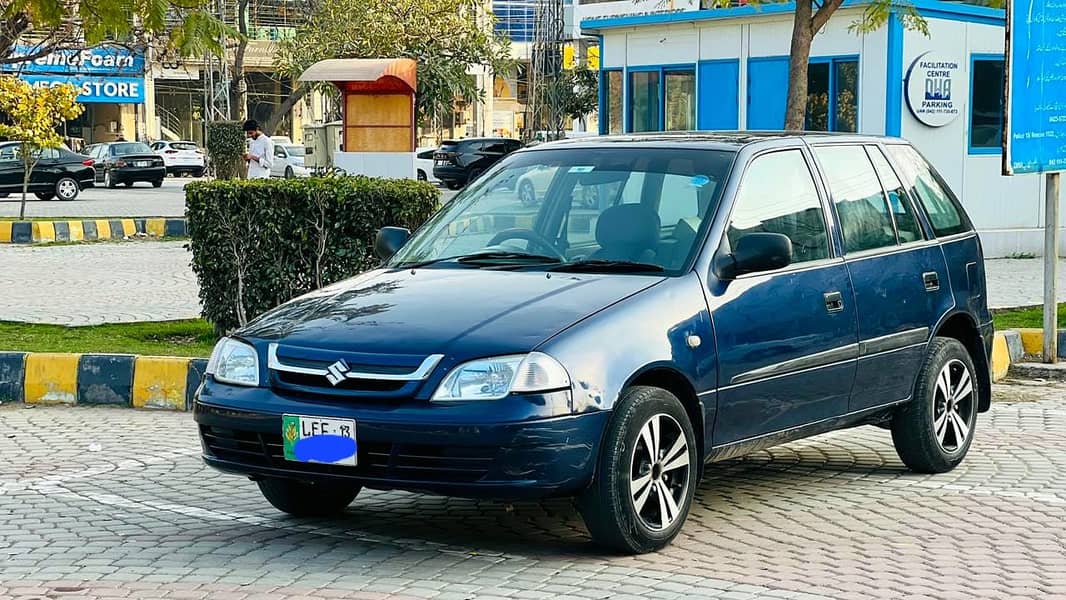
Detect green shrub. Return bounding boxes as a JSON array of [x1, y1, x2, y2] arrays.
[[186, 176, 440, 333], [205, 120, 246, 180]]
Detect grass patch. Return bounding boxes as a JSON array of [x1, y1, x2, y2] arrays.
[[0, 319, 217, 357], [992, 303, 1066, 330]]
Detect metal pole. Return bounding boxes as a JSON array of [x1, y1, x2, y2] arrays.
[[1044, 172, 1060, 363]]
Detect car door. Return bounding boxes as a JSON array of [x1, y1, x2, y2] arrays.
[[32, 148, 62, 188], [710, 147, 859, 445], [272, 145, 288, 177], [810, 143, 953, 411]]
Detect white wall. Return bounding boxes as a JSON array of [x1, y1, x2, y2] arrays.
[[574, 0, 700, 39], [901, 18, 1061, 257]]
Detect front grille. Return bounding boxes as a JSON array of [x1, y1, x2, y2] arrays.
[[201, 425, 496, 483], [275, 371, 406, 393]]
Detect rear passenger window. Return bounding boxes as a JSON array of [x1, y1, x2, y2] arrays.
[[867, 146, 924, 243], [886, 145, 970, 237], [814, 145, 897, 254], [728, 150, 829, 264]]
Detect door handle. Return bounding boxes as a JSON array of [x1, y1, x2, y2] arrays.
[[824, 291, 844, 313], [923, 271, 940, 292]]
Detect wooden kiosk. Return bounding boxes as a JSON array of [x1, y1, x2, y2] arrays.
[[299, 58, 417, 178]]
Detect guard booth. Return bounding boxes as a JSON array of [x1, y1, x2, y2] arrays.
[[299, 58, 417, 179]]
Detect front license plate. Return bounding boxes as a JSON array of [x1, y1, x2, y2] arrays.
[[282, 414, 358, 466], [135, 161, 150, 167]]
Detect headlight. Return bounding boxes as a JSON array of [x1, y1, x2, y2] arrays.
[[432, 352, 570, 401], [206, 337, 260, 387]]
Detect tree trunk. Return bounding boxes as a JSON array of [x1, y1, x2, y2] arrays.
[[784, 0, 814, 131], [19, 155, 37, 220], [262, 85, 310, 135], [231, 0, 250, 120]]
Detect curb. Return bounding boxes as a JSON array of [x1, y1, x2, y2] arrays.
[[0, 218, 187, 244], [992, 328, 1066, 382], [0, 352, 206, 410], [1008, 361, 1066, 381]]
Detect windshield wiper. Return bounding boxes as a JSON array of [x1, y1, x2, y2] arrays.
[[549, 259, 665, 273], [393, 251, 561, 269]]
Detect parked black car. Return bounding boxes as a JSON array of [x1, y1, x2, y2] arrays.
[[85, 142, 167, 188], [433, 137, 522, 190], [0, 141, 95, 201]]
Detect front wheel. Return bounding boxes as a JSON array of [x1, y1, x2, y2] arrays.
[[256, 478, 361, 517], [34, 192, 55, 201], [416, 169, 427, 182], [578, 386, 698, 554], [891, 337, 978, 474], [151, 179, 163, 188], [446, 181, 462, 191], [284, 166, 295, 179], [55, 177, 79, 201]]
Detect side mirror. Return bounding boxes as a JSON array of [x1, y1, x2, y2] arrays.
[[714, 232, 793, 280], [375, 226, 411, 260]]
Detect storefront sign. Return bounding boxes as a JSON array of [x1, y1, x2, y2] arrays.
[[904, 52, 961, 127], [21, 75, 145, 104], [1, 46, 144, 75], [1005, 0, 1066, 174]]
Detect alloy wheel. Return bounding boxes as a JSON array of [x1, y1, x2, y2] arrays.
[[57, 179, 78, 199], [629, 413, 691, 531], [932, 359, 975, 453]]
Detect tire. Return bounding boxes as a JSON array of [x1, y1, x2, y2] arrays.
[[34, 192, 55, 201], [417, 169, 427, 182], [284, 166, 295, 179], [518, 180, 537, 206], [152, 179, 163, 188], [578, 386, 698, 554], [104, 170, 117, 189], [123, 181, 133, 187], [891, 337, 978, 474], [256, 478, 361, 517], [55, 177, 79, 201], [446, 181, 462, 191], [193, 168, 205, 178]]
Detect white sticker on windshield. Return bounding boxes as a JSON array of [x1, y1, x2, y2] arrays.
[[690, 175, 710, 187], [569, 166, 595, 173]]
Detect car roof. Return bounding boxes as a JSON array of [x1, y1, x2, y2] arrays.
[[528, 131, 903, 152]]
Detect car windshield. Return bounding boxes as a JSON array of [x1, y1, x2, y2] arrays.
[[389, 147, 734, 274], [284, 145, 305, 157], [112, 142, 152, 155]]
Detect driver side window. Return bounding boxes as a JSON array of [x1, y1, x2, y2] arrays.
[[727, 150, 829, 264]]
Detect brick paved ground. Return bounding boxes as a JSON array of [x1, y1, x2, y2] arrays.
[[985, 258, 1066, 309], [0, 379, 1062, 599], [0, 179, 190, 218], [0, 241, 199, 325]]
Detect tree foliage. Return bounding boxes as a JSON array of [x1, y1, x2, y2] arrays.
[[273, 0, 512, 131], [559, 65, 600, 122], [1, 0, 230, 66], [0, 76, 82, 218]]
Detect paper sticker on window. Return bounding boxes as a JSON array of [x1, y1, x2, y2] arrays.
[[690, 175, 710, 187], [569, 166, 595, 173]]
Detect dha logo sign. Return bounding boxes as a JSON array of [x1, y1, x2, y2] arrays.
[[905, 52, 962, 127]]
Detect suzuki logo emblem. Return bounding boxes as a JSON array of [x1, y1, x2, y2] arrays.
[[325, 359, 349, 386]]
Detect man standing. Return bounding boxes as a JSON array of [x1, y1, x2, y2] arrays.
[[242, 119, 274, 179]]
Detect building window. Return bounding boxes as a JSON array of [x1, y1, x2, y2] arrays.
[[970, 56, 1005, 153], [629, 70, 660, 133], [805, 58, 859, 133], [604, 70, 623, 134], [665, 70, 696, 131]]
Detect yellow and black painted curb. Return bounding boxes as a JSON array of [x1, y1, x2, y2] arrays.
[[991, 328, 1066, 380], [0, 352, 207, 410], [0, 218, 187, 244]]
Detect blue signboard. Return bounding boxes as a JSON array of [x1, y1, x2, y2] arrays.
[[21, 75, 145, 104], [1006, 0, 1066, 174], [0, 46, 144, 75]]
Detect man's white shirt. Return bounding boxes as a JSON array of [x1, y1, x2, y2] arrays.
[[247, 134, 274, 179]]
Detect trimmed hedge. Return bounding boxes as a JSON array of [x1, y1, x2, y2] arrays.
[[205, 120, 246, 180], [186, 176, 440, 333]]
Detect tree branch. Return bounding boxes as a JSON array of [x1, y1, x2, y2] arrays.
[[812, 0, 846, 31]]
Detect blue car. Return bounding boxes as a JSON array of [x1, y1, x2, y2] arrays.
[[195, 132, 992, 554]]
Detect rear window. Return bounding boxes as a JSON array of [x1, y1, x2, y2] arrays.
[[885, 145, 971, 237], [171, 142, 199, 151], [111, 142, 152, 155]]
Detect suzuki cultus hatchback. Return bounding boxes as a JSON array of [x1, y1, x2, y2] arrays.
[[196, 133, 993, 554]]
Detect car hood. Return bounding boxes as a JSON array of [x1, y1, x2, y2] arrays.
[[239, 268, 665, 360]]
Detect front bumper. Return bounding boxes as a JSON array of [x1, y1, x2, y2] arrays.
[[194, 388, 609, 500]]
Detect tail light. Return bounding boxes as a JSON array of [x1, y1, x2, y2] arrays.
[[82, 159, 94, 167], [115, 159, 127, 167]]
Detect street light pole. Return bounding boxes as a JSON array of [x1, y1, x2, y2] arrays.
[[1044, 172, 1060, 364]]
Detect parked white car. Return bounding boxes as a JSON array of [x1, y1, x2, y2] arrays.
[[414, 147, 440, 183], [271, 144, 310, 178], [149, 140, 205, 177]]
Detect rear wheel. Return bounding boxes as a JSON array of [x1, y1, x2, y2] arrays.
[[193, 168, 205, 178], [891, 337, 978, 474], [284, 166, 295, 179], [104, 170, 117, 188], [34, 192, 55, 201], [151, 179, 163, 188], [417, 169, 427, 182], [578, 386, 697, 554], [55, 177, 79, 201], [256, 478, 361, 517]]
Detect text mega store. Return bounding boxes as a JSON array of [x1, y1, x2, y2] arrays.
[[583, 0, 1062, 258], [2, 46, 148, 147]]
